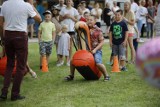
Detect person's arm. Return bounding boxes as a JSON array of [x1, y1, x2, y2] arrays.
[[123, 12, 135, 26], [122, 31, 128, 46], [109, 32, 113, 47], [107, 11, 112, 16], [123, 17, 135, 26], [32, 6, 42, 23], [95, 9, 102, 19], [147, 14, 155, 22], [92, 32, 104, 54], [68, 9, 79, 22], [66, 14, 78, 22], [0, 16, 4, 39], [27, 0, 42, 23], [52, 31, 56, 42], [38, 30, 42, 42]]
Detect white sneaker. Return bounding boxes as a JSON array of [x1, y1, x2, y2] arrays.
[[56, 63, 62, 67], [56, 61, 64, 67], [138, 39, 144, 43], [66, 62, 70, 66]]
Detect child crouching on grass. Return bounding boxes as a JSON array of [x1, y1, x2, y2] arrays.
[[38, 10, 56, 69], [109, 9, 128, 71], [56, 24, 70, 67]]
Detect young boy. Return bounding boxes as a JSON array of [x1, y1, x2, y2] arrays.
[[109, 9, 128, 71], [38, 10, 56, 69], [64, 15, 110, 81], [80, 12, 90, 22]]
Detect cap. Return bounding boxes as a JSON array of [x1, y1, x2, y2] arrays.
[[51, 5, 61, 11], [43, 10, 52, 16]]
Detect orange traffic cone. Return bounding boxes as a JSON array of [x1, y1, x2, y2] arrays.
[[42, 56, 48, 72], [111, 56, 120, 72]]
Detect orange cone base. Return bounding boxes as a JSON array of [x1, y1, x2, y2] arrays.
[[111, 56, 121, 73], [111, 70, 120, 72], [41, 56, 49, 72]]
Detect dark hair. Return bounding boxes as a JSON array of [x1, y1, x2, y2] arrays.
[[116, 9, 123, 15], [83, 12, 89, 15]]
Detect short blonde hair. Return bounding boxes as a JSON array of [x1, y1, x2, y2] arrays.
[[61, 24, 68, 32]]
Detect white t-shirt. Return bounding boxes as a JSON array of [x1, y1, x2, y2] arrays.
[[136, 6, 148, 24], [131, 2, 139, 13], [0, 0, 36, 32], [60, 7, 79, 32], [91, 8, 102, 22], [56, 4, 66, 11]]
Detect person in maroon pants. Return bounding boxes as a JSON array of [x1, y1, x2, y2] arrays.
[[0, 0, 41, 101]]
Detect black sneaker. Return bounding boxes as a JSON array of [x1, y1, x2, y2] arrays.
[[0, 94, 7, 101], [121, 67, 128, 71], [64, 75, 74, 81], [11, 95, 25, 101], [40, 66, 42, 70], [104, 76, 110, 81]]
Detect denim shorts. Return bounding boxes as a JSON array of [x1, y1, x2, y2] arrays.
[[39, 41, 53, 55], [112, 44, 126, 60], [27, 17, 35, 25], [94, 50, 102, 64]]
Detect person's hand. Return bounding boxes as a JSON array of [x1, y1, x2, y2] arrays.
[[136, 38, 140, 42], [64, 14, 71, 19], [122, 41, 127, 47], [91, 49, 97, 54]]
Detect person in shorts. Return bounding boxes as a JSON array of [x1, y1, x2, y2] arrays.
[[38, 10, 56, 69], [64, 15, 110, 81], [109, 9, 128, 71]]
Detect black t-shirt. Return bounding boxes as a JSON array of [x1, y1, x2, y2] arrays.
[[110, 20, 128, 45], [103, 8, 111, 25]]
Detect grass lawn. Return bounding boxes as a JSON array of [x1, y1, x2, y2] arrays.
[[0, 42, 160, 107]]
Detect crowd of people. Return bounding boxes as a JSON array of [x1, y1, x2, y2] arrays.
[[0, 0, 160, 101]]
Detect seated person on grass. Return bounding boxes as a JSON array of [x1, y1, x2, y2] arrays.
[[64, 15, 110, 81]]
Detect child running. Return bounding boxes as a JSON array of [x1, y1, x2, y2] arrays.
[[57, 24, 70, 67], [38, 10, 56, 69], [109, 9, 128, 71]]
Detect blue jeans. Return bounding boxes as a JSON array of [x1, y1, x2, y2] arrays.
[[137, 19, 143, 33], [94, 50, 102, 64], [34, 22, 40, 37], [147, 23, 153, 38]]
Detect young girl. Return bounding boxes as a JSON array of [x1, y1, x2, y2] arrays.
[[123, 2, 136, 64], [57, 24, 70, 66], [51, 6, 62, 63]]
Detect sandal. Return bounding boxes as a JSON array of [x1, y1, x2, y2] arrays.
[[64, 75, 74, 81], [104, 76, 110, 81]]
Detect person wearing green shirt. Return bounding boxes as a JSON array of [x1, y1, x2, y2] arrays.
[[38, 10, 56, 69]]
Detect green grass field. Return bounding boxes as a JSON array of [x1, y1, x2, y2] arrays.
[[0, 42, 160, 107]]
